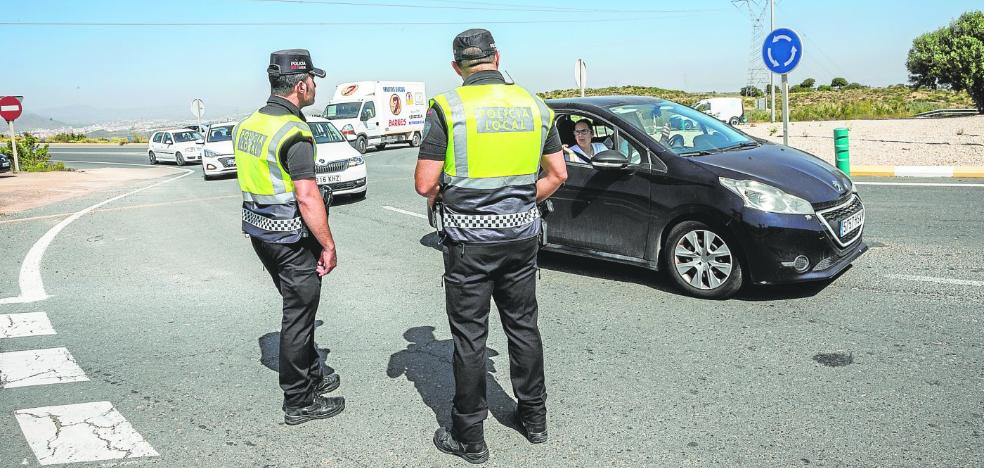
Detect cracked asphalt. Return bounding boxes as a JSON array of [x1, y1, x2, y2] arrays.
[[0, 145, 982, 466]]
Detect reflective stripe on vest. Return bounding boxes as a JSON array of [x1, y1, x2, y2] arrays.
[[430, 83, 553, 243], [233, 111, 316, 243]]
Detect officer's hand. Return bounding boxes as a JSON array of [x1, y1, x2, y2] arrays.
[[317, 246, 337, 277]]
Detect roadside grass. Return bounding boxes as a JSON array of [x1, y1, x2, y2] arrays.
[[539, 85, 976, 122]]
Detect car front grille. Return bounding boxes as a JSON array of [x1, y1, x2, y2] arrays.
[[316, 160, 348, 173], [327, 178, 366, 191], [219, 157, 235, 167], [816, 195, 864, 248]]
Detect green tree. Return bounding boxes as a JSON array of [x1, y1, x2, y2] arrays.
[[906, 10, 984, 113], [831, 77, 849, 87], [800, 78, 816, 89], [740, 85, 763, 97], [0, 133, 62, 172]]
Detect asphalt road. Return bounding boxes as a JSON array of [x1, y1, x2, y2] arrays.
[[0, 145, 981, 466]]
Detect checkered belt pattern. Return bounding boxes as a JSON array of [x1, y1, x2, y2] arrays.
[[443, 207, 540, 229], [242, 209, 303, 232]]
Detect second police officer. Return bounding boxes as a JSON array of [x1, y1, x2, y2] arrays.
[[414, 29, 568, 464]]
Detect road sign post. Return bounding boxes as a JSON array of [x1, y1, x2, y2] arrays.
[[1, 95, 25, 173], [191, 98, 205, 131], [574, 59, 587, 97], [762, 28, 802, 147]]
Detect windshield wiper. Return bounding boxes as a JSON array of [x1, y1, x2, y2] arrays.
[[720, 141, 760, 152], [677, 149, 717, 157]]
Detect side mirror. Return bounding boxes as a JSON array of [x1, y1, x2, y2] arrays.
[[590, 150, 630, 170], [195, 139, 205, 145]]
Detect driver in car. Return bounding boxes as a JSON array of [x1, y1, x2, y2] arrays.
[[562, 119, 608, 164]]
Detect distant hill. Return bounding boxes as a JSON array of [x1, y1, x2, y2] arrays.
[[11, 113, 73, 131], [538, 85, 977, 121]]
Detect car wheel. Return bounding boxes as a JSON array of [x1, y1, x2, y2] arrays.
[[203, 173, 212, 181], [355, 136, 368, 154], [663, 220, 743, 299], [375, 143, 387, 151], [175, 152, 185, 166], [410, 132, 422, 147], [728, 117, 740, 126], [148, 151, 157, 164]]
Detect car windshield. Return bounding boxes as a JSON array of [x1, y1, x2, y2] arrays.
[[322, 102, 361, 120], [207, 125, 234, 142], [173, 131, 202, 143], [607, 101, 755, 156], [310, 122, 345, 144]]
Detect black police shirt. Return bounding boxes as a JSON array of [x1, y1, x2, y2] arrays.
[[417, 70, 562, 161], [259, 95, 317, 180]]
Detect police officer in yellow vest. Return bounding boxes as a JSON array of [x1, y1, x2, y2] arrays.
[[234, 49, 345, 425], [414, 29, 568, 463]]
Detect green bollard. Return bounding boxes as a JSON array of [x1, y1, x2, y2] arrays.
[[834, 128, 850, 175]]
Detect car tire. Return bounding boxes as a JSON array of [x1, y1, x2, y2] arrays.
[[728, 117, 740, 126], [175, 152, 185, 166], [148, 151, 157, 164], [203, 173, 212, 181], [375, 143, 387, 151], [410, 132, 422, 147], [355, 136, 368, 154], [663, 220, 743, 299]]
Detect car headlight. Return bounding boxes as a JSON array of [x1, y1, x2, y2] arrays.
[[719, 177, 814, 214], [348, 156, 365, 167], [203, 149, 217, 157]]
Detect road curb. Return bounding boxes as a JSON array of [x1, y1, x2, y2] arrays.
[[852, 165, 984, 178]]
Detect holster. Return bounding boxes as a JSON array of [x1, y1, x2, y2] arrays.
[[320, 185, 334, 215]]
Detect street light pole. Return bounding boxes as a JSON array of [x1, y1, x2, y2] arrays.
[[769, 0, 776, 123]]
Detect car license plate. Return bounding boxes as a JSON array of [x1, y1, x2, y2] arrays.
[[839, 209, 864, 236], [317, 174, 341, 184]]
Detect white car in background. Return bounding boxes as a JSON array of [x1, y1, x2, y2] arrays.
[[148, 129, 203, 166], [202, 122, 237, 180], [308, 117, 367, 199]]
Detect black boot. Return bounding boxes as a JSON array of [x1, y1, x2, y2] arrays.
[[516, 413, 548, 444], [433, 427, 489, 464], [313, 373, 340, 394], [284, 395, 345, 425]]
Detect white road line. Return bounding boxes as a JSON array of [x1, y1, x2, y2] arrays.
[[885, 274, 984, 287], [0, 347, 88, 388], [15, 402, 159, 465], [0, 166, 192, 304], [383, 205, 427, 219], [857, 182, 984, 187], [0, 312, 56, 339]]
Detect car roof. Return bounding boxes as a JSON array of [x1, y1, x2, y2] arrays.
[[206, 122, 238, 127], [544, 95, 670, 110], [306, 116, 329, 123], [159, 128, 201, 133]]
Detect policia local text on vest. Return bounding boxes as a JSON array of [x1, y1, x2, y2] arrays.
[[414, 28, 569, 464]]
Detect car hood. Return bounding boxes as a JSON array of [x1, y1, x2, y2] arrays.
[[315, 141, 360, 163], [204, 141, 233, 155], [692, 144, 852, 204]]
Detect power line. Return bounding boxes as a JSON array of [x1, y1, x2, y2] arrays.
[[253, 0, 723, 14]]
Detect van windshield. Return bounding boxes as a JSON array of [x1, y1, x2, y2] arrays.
[[322, 102, 361, 120], [607, 101, 755, 156]]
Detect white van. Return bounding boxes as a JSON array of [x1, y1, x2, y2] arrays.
[[321, 81, 426, 154], [693, 98, 744, 126]]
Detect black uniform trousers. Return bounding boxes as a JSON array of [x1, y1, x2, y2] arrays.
[[442, 236, 547, 444], [251, 236, 326, 409]]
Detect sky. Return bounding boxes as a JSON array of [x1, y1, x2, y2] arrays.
[[1, 0, 981, 123]]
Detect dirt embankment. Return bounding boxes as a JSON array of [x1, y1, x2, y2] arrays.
[[742, 115, 984, 166], [0, 168, 178, 216]]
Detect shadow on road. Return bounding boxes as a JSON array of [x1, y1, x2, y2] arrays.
[[387, 326, 519, 431], [257, 319, 335, 375]]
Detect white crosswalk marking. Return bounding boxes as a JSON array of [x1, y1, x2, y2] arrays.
[[0, 312, 56, 339], [15, 402, 159, 465], [0, 347, 88, 388]]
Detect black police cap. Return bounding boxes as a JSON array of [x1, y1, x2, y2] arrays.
[[453, 29, 497, 62], [267, 49, 326, 78]]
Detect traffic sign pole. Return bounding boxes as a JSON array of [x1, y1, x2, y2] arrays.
[[781, 74, 789, 147], [7, 120, 19, 173]]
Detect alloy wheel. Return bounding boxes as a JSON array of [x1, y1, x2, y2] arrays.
[[673, 229, 733, 290]]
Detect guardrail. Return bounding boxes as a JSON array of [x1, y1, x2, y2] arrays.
[[914, 108, 979, 118]]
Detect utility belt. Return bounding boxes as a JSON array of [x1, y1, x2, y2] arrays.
[[429, 199, 554, 246]]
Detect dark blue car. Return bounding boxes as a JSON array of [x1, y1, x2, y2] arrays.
[[0, 153, 11, 173], [542, 96, 867, 299]]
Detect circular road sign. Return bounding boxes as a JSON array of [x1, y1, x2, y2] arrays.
[[191, 98, 205, 119], [0, 96, 23, 122], [762, 28, 803, 75]]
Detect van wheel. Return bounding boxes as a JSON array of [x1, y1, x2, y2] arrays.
[[148, 151, 157, 164], [410, 132, 422, 147], [175, 152, 186, 166], [355, 136, 368, 154], [663, 220, 743, 299], [728, 117, 740, 126], [375, 143, 387, 151]]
